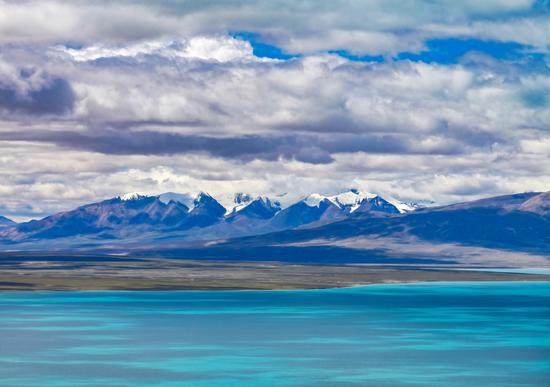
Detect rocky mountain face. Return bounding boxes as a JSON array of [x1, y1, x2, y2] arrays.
[[0, 189, 407, 243], [518, 191, 550, 216], [1, 191, 548, 258], [336, 192, 548, 251], [153, 191, 549, 266], [1, 195, 190, 241]]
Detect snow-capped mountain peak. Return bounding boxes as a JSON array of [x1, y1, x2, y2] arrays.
[[254, 196, 281, 212], [331, 190, 378, 212], [119, 192, 147, 201], [191, 192, 225, 213], [158, 192, 194, 210], [228, 195, 281, 216], [228, 193, 254, 214], [303, 193, 334, 208], [225, 195, 282, 221], [120, 189, 415, 216], [196, 191, 212, 199], [385, 198, 416, 213], [303, 190, 377, 212]]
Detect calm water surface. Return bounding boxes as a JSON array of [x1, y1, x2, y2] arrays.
[[0, 282, 549, 386]]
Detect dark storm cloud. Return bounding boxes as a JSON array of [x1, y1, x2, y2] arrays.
[[432, 123, 505, 148], [107, 119, 208, 130], [278, 115, 365, 134], [0, 129, 331, 163], [0, 77, 75, 116], [0, 128, 463, 164]]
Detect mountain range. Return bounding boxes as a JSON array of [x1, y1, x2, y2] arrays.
[[0, 190, 548, 266], [0, 189, 409, 244]]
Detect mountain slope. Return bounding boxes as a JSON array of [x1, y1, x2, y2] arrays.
[[354, 196, 400, 214], [0, 191, 548, 267], [268, 198, 344, 230], [265, 191, 550, 251], [0, 189, 412, 244], [0, 215, 15, 228], [1, 195, 190, 241], [152, 191, 549, 266], [186, 196, 283, 240], [176, 192, 226, 229], [519, 191, 550, 216], [226, 197, 281, 222]]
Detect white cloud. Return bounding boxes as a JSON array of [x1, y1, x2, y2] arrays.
[[520, 136, 550, 154], [39, 52, 543, 140], [0, 1, 549, 220], [58, 36, 260, 63], [425, 16, 550, 51], [0, 0, 546, 53], [283, 30, 417, 56], [0, 45, 548, 220]]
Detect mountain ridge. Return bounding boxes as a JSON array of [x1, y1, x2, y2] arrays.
[[0, 190, 548, 267], [0, 216, 15, 228], [0, 189, 411, 243]]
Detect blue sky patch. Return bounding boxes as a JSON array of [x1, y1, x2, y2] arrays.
[[521, 88, 550, 108], [232, 33, 542, 68], [397, 38, 532, 64], [328, 50, 384, 62], [231, 32, 300, 59]]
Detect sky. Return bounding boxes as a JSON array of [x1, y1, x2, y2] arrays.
[[0, 0, 549, 221]]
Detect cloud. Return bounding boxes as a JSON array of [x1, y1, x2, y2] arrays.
[[0, 128, 463, 165], [0, 77, 74, 116], [0, 62, 75, 116], [425, 16, 550, 51], [21, 49, 542, 142], [0, 1, 546, 53], [0, 1, 549, 220], [58, 36, 260, 63], [1, 137, 548, 222], [282, 30, 417, 56]]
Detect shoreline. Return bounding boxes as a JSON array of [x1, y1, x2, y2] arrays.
[[2, 280, 550, 294], [1, 258, 549, 291]]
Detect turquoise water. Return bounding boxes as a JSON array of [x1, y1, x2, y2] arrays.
[[1, 282, 549, 386], [455, 267, 550, 275]]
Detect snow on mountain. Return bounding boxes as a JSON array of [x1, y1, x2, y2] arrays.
[[1, 194, 190, 241], [0, 188, 426, 243], [158, 192, 195, 210], [174, 192, 226, 228], [226, 193, 254, 214], [270, 197, 343, 230], [304, 193, 332, 207], [228, 196, 281, 220], [354, 195, 400, 214], [193, 191, 218, 205], [303, 189, 402, 213], [134, 189, 415, 215], [385, 199, 416, 213], [331, 189, 378, 212], [119, 192, 147, 201]]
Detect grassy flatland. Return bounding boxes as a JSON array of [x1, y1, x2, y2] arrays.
[[0, 255, 548, 291]]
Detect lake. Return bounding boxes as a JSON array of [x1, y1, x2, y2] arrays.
[[1, 282, 549, 386]]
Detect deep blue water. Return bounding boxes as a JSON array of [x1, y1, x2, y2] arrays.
[[0, 282, 549, 386]]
